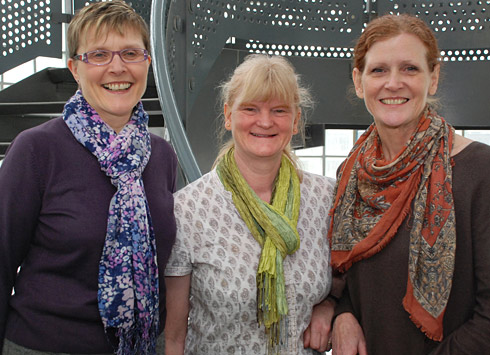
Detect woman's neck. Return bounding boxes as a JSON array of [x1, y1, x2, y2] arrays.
[[377, 126, 474, 161], [377, 126, 415, 161], [100, 114, 130, 134], [234, 153, 281, 203], [451, 134, 473, 157]]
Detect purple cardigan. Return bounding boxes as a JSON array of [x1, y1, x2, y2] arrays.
[[0, 117, 178, 353]]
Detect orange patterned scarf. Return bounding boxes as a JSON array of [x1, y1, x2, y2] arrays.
[[328, 108, 456, 341]]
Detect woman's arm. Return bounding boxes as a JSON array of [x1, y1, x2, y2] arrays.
[[430, 157, 490, 354], [331, 277, 368, 355], [303, 297, 335, 352], [303, 273, 346, 351], [0, 134, 42, 349], [332, 312, 368, 355], [164, 275, 191, 355]]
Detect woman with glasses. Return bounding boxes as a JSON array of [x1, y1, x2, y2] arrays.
[[0, 1, 176, 354]]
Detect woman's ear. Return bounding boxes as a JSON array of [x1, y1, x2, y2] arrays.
[[224, 103, 232, 131], [293, 109, 300, 134], [352, 68, 364, 99], [67, 58, 80, 84], [429, 63, 440, 96]]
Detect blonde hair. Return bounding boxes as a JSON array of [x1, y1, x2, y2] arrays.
[[67, 0, 150, 58], [214, 54, 313, 174]]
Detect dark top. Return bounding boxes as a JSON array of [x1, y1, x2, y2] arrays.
[[335, 141, 490, 354], [0, 117, 178, 353]]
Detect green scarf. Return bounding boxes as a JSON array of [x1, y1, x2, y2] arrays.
[[216, 148, 301, 353]]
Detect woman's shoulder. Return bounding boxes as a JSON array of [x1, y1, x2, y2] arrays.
[[173, 170, 229, 218], [452, 141, 490, 188], [453, 140, 490, 163], [13, 117, 66, 143], [451, 134, 474, 157], [8, 117, 70, 156], [174, 170, 222, 199], [301, 170, 336, 190], [148, 133, 178, 174], [149, 133, 177, 157], [300, 170, 336, 205]]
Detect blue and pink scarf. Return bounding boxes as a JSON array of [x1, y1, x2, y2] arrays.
[[63, 90, 159, 354]]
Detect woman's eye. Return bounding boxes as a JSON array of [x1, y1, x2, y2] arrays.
[[405, 65, 418, 72], [371, 67, 384, 73], [93, 52, 109, 58]]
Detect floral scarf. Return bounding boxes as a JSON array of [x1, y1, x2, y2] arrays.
[[217, 148, 301, 354], [328, 108, 456, 341], [63, 91, 159, 354]]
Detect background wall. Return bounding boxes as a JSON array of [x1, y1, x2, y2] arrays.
[[2, 0, 490, 180]]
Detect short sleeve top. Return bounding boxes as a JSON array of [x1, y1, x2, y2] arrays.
[[166, 169, 335, 355]]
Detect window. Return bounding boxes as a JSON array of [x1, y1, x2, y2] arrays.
[[295, 128, 490, 178]]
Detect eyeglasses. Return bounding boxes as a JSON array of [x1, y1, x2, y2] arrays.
[[72, 48, 149, 66]]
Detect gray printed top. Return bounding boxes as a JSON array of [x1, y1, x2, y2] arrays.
[[166, 169, 335, 354]]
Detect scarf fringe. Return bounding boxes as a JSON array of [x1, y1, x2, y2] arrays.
[[403, 300, 444, 342], [264, 316, 289, 355], [116, 317, 159, 355], [403, 279, 444, 342], [257, 246, 290, 353]]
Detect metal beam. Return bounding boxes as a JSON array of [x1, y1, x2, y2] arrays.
[[150, 0, 202, 183]]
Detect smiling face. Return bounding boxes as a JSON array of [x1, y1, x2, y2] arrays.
[[67, 27, 150, 132], [353, 33, 440, 134], [224, 98, 300, 164]]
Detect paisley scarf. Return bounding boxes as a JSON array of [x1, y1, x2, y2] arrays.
[[63, 91, 159, 354], [217, 148, 301, 354], [329, 108, 456, 341]]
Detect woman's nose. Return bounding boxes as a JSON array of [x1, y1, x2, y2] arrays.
[[385, 71, 403, 90], [256, 111, 273, 128], [108, 53, 127, 72]]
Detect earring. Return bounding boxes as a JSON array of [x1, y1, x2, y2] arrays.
[[225, 121, 231, 129]]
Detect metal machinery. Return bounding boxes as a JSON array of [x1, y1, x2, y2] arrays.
[[1, 0, 490, 183]]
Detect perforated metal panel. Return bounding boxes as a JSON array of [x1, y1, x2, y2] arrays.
[[0, 0, 62, 75], [73, 0, 152, 25], [377, 0, 490, 49], [442, 48, 490, 61], [176, 0, 364, 116], [244, 39, 354, 59], [154, 0, 490, 178], [156, 0, 367, 176], [171, 0, 490, 120]]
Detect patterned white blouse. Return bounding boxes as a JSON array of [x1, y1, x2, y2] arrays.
[[165, 169, 335, 354]]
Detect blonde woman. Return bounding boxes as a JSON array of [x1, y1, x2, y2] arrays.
[[165, 54, 337, 354]]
